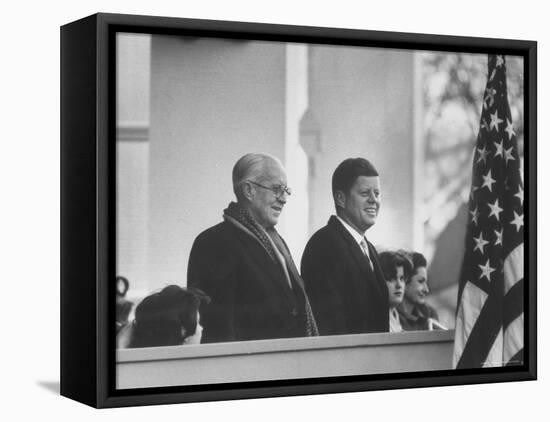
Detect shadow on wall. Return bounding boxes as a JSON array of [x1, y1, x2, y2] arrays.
[[427, 201, 469, 329]]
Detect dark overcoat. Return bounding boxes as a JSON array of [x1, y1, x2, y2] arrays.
[[301, 216, 389, 335], [188, 220, 309, 343]]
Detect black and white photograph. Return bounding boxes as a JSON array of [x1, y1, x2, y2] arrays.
[[114, 28, 527, 389], [6, 0, 547, 420]]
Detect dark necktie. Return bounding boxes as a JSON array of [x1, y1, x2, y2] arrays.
[[360, 238, 373, 270]]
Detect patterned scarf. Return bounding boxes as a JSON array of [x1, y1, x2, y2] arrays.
[[223, 202, 278, 262], [223, 202, 319, 337]]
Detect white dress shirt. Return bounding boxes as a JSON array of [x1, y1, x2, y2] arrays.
[[336, 215, 373, 265], [389, 308, 403, 333]]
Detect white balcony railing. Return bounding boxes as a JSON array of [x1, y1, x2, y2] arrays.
[[117, 330, 455, 389]]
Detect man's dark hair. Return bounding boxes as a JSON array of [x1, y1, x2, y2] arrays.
[[332, 157, 379, 198]]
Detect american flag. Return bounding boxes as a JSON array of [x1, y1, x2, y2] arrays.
[[453, 54, 524, 368]]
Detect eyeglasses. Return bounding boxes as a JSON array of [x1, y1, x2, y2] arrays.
[[247, 180, 292, 198]]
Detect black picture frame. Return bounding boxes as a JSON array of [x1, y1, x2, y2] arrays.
[[60, 12, 537, 408]]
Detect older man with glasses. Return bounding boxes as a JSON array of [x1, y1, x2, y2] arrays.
[[187, 153, 318, 343]]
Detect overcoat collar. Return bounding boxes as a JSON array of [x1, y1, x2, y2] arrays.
[[224, 217, 302, 305]]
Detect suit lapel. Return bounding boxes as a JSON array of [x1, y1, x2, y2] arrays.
[[328, 216, 385, 297], [230, 223, 297, 304], [328, 217, 372, 281], [271, 231, 306, 292]]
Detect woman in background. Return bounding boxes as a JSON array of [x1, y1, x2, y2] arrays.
[[379, 251, 412, 333], [118, 285, 210, 348], [397, 252, 442, 331]]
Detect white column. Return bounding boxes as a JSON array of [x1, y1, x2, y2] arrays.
[[280, 43, 309, 266], [116, 33, 151, 300]]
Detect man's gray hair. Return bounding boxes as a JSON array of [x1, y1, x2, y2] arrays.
[[232, 153, 282, 200]]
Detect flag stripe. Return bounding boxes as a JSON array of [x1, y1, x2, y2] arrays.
[[482, 328, 503, 368], [456, 280, 504, 368], [505, 348, 524, 367], [503, 244, 523, 295], [456, 280, 522, 368], [453, 281, 487, 365], [503, 278, 524, 329], [504, 313, 524, 363]]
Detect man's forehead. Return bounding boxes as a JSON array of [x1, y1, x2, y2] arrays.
[[355, 175, 380, 187], [260, 161, 287, 183]]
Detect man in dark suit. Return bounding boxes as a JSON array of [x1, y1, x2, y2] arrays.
[[301, 158, 389, 335], [188, 153, 318, 343]]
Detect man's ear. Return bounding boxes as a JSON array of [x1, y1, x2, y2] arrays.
[[334, 190, 346, 209], [242, 182, 254, 201]]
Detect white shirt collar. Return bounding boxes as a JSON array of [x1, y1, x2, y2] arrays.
[[389, 308, 403, 333], [336, 215, 368, 248]]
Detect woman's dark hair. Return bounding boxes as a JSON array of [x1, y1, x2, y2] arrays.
[[410, 251, 427, 271], [379, 250, 413, 281], [128, 285, 210, 348], [332, 157, 379, 199], [116, 276, 130, 297], [397, 250, 427, 282]]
